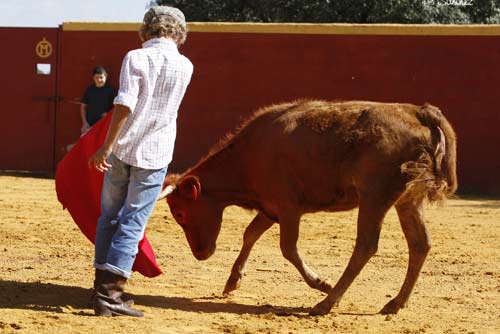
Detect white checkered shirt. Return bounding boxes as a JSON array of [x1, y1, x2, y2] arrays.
[[112, 38, 193, 169]]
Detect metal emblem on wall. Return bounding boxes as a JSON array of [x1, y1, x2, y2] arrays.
[[36, 37, 53, 58]]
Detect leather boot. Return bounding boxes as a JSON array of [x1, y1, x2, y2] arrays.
[[94, 271, 144, 317], [92, 269, 134, 306]]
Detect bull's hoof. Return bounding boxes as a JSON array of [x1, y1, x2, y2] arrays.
[[222, 276, 241, 297], [379, 299, 402, 315], [309, 300, 333, 316]]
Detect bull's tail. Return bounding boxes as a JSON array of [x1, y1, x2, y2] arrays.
[[402, 104, 457, 202]]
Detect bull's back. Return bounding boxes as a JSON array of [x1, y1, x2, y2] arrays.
[[244, 100, 430, 212]]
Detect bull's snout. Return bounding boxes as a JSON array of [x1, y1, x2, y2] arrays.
[[193, 244, 216, 261]]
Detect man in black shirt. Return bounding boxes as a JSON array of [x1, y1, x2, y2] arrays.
[[80, 66, 117, 134]]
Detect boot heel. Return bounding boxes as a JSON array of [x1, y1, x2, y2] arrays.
[[94, 299, 112, 316]]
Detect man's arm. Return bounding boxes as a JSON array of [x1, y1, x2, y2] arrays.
[[80, 104, 89, 133], [88, 104, 131, 172]]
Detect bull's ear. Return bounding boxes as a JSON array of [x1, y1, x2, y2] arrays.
[[179, 175, 202, 200]]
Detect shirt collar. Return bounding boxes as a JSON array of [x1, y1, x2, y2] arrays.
[[142, 37, 178, 50]]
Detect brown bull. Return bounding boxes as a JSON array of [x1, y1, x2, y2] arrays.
[[162, 100, 457, 315]]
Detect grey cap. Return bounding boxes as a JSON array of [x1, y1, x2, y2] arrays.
[[145, 6, 186, 29]]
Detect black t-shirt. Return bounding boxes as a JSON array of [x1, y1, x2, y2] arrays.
[[82, 84, 116, 126]]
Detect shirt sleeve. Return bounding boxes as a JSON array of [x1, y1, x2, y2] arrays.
[[82, 87, 90, 104], [108, 86, 117, 111], [113, 52, 141, 112]]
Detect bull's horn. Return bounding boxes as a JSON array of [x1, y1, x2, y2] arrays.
[[157, 185, 175, 200]]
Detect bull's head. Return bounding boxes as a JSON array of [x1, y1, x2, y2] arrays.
[[159, 174, 223, 261]]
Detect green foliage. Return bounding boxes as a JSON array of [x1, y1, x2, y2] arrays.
[[151, 0, 500, 24]]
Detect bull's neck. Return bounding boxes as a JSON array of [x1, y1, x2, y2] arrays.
[[189, 142, 259, 210]]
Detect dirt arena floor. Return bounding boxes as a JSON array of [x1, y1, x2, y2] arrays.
[[0, 175, 499, 334]]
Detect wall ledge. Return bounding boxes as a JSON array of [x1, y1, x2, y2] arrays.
[[62, 21, 500, 36]]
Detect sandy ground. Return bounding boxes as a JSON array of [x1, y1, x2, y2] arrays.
[[0, 174, 499, 334]]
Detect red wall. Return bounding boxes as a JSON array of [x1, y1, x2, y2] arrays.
[[56, 29, 500, 194], [0, 28, 58, 172]]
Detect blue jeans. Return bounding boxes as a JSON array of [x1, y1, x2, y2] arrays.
[[94, 154, 167, 278]]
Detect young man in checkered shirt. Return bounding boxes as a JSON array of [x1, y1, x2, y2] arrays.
[[88, 6, 193, 317]]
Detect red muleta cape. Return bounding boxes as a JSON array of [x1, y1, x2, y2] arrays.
[[55, 111, 163, 277]]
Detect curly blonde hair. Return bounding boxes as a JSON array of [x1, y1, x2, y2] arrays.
[[139, 11, 187, 45]]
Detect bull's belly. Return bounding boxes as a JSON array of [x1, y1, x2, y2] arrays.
[[301, 185, 359, 213]]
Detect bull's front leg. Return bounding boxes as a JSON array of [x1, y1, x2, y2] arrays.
[[223, 211, 274, 296], [279, 213, 332, 294]]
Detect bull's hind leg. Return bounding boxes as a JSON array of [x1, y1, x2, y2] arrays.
[[223, 211, 274, 296], [279, 212, 333, 294], [309, 197, 392, 316], [380, 195, 430, 314]]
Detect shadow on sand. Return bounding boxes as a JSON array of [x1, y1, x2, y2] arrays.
[[0, 280, 311, 316]]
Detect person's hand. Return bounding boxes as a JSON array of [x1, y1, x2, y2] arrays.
[[81, 122, 89, 134], [88, 146, 112, 172]]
